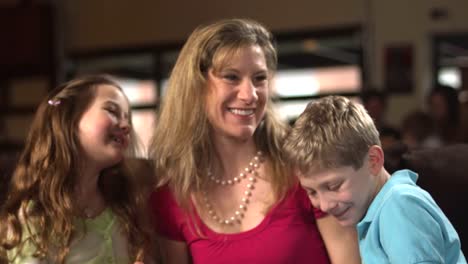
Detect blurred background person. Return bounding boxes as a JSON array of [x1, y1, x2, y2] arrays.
[[427, 85, 460, 145]]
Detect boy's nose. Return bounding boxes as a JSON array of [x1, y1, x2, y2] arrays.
[[318, 198, 337, 213]]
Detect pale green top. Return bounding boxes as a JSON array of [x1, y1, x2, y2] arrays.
[[8, 208, 131, 264]]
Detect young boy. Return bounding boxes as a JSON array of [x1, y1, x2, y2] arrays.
[[283, 96, 466, 263]]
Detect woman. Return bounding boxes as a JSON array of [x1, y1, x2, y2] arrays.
[[149, 19, 360, 263]]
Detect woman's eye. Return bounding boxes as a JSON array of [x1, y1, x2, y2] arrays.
[[223, 74, 239, 82], [252, 75, 268, 87], [254, 75, 267, 83]]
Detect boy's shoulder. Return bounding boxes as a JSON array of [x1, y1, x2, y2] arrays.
[[360, 170, 424, 227], [379, 183, 432, 213], [379, 169, 418, 195], [378, 170, 432, 210], [362, 169, 466, 264]]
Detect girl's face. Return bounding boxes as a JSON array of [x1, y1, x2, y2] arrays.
[[78, 84, 131, 170], [205, 45, 269, 143]]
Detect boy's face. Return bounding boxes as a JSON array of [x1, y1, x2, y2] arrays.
[[298, 157, 379, 227]]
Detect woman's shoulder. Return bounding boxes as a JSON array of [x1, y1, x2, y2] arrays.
[[125, 158, 156, 185], [149, 184, 189, 241], [275, 182, 326, 219], [149, 184, 186, 219], [149, 184, 173, 203]]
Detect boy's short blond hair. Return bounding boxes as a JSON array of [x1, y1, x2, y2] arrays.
[[283, 96, 381, 173]]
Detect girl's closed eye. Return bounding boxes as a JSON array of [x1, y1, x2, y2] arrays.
[[105, 107, 118, 116], [104, 102, 122, 116], [105, 107, 122, 122]]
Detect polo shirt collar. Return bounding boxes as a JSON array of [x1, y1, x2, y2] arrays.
[[357, 169, 418, 238]]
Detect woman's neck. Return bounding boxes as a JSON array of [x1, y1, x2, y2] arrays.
[[212, 137, 258, 179]]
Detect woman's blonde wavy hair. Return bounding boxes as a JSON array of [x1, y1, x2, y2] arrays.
[[0, 75, 156, 263], [150, 18, 293, 213]]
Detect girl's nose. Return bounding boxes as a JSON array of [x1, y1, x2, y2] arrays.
[[120, 119, 130, 134]]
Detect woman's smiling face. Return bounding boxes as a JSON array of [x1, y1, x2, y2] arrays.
[[205, 45, 269, 142]]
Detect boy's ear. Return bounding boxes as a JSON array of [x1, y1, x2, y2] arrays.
[[367, 145, 384, 175]]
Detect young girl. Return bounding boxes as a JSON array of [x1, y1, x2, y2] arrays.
[[0, 75, 157, 264]]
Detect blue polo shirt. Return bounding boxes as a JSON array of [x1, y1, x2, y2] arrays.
[[357, 169, 466, 263]]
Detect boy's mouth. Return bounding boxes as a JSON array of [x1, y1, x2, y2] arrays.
[[333, 207, 350, 219]]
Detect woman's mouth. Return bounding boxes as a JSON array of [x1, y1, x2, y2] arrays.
[[228, 108, 255, 116]]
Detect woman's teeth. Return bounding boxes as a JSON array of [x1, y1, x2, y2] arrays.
[[229, 108, 254, 116]]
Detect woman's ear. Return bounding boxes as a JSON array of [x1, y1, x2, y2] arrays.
[[367, 145, 385, 175]]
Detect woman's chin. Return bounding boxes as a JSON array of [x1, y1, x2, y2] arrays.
[[231, 129, 257, 142]]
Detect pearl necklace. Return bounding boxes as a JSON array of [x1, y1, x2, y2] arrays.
[[203, 151, 263, 225], [208, 151, 263, 185]]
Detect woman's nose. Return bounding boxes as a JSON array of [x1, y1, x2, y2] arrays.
[[238, 79, 258, 104]]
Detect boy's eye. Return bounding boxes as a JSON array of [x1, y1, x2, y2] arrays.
[[327, 182, 341, 191], [306, 189, 317, 197]]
